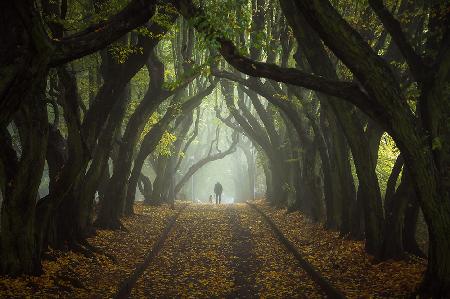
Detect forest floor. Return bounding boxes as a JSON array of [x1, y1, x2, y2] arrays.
[[254, 200, 426, 298], [0, 201, 426, 298]]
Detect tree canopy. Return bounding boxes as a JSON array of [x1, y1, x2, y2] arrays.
[[0, 0, 449, 297]]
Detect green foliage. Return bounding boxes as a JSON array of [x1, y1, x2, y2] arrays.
[[190, 0, 251, 51], [255, 150, 267, 168], [282, 182, 295, 194], [152, 3, 179, 30], [139, 112, 161, 143], [376, 133, 400, 195], [273, 93, 289, 101], [155, 131, 177, 156], [50, 0, 129, 34], [432, 137, 442, 151], [108, 45, 144, 64]]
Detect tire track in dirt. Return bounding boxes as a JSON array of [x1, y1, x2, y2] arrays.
[[239, 204, 324, 298], [248, 202, 346, 298], [226, 205, 261, 298], [113, 204, 186, 299], [129, 204, 235, 298]]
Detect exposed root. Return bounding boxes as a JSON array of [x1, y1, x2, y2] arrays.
[[94, 218, 128, 231], [80, 239, 117, 262], [69, 241, 95, 259], [55, 270, 85, 290]]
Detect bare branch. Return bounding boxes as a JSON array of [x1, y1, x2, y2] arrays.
[[368, 0, 426, 83], [173, 131, 239, 197]]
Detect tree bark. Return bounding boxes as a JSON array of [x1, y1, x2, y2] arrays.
[[381, 167, 410, 260], [93, 88, 131, 229], [102, 50, 165, 222], [403, 195, 426, 258], [0, 84, 48, 275]]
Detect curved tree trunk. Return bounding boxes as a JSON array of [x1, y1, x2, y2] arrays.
[[125, 120, 169, 212], [402, 196, 425, 258], [381, 168, 411, 260], [93, 88, 131, 229], [103, 50, 166, 220], [35, 65, 85, 256], [138, 173, 153, 202], [0, 85, 48, 275], [124, 81, 216, 212]]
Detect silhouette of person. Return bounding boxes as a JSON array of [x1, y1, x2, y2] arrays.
[[214, 182, 223, 204], [209, 195, 213, 204]]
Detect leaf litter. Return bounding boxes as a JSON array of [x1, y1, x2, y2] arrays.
[[254, 200, 426, 298], [0, 201, 422, 298], [131, 203, 324, 298], [0, 202, 176, 298]]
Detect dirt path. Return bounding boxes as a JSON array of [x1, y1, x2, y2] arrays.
[[129, 203, 324, 298], [226, 206, 260, 298]]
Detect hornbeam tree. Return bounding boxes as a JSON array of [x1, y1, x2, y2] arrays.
[[174, 0, 450, 295], [0, 0, 160, 126]]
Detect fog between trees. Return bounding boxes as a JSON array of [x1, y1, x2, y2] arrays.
[[0, 0, 449, 297]]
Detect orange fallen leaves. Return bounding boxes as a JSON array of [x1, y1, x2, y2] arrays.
[[0, 202, 176, 298], [0, 202, 424, 298], [238, 205, 324, 298], [132, 204, 324, 298], [254, 200, 427, 298], [131, 204, 236, 298]]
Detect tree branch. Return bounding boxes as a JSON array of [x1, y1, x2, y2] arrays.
[[215, 106, 245, 134], [173, 131, 239, 197], [221, 80, 273, 153], [50, 0, 161, 66], [175, 107, 201, 170], [213, 69, 312, 145], [368, 0, 426, 83], [174, 0, 371, 110]]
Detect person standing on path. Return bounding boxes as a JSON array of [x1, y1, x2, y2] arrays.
[[214, 182, 223, 204]]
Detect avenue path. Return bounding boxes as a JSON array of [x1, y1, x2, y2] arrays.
[[127, 204, 325, 298]]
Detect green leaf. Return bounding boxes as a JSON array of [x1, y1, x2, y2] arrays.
[[432, 137, 442, 151]]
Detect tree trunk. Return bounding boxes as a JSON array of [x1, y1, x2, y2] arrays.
[[238, 141, 255, 201], [97, 164, 111, 210], [334, 132, 355, 236], [125, 120, 169, 212], [267, 155, 289, 208], [408, 155, 450, 297], [0, 83, 48, 275], [150, 156, 168, 205], [93, 87, 131, 229], [349, 189, 365, 240], [262, 159, 273, 203], [105, 50, 165, 217], [138, 173, 153, 202], [402, 196, 425, 258], [318, 104, 340, 229], [381, 168, 411, 260], [35, 65, 85, 257], [160, 113, 194, 204], [301, 142, 323, 222]]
